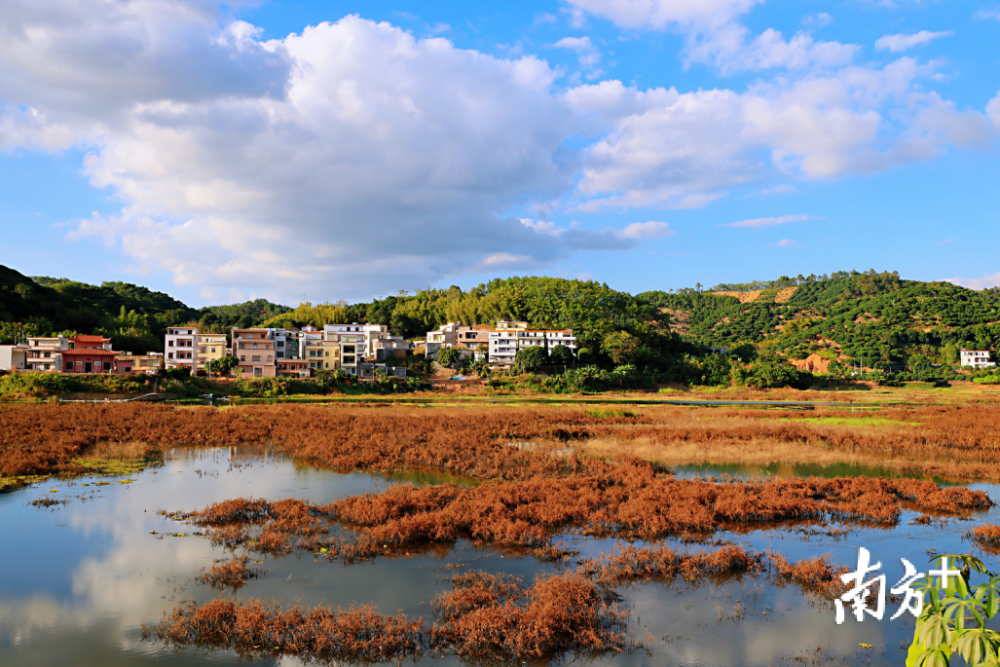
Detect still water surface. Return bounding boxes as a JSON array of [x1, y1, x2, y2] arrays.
[[1, 447, 998, 666]]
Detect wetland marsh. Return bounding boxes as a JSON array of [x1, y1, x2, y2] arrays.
[[3, 402, 1000, 666]]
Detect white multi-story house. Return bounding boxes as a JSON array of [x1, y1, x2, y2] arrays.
[[165, 327, 198, 371], [545, 331, 578, 355], [488, 330, 518, 365], [361, 323, 390, 357], [24, 336, 70, 372], [961, 349, 996, 369], [487, 327, 577, 365]]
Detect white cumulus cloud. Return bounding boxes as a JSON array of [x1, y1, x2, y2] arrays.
[[721, 214, 813, 228], [554, 36, 603, 74], [621, 221, 674, 238], [875, 31, 954, 53], [945, 273, 1000, 290]]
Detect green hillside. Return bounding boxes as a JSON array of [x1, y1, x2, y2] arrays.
[[639, 270, 1000, 367], [0, 265, 291, 353]]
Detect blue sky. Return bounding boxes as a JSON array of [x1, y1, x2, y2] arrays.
[[1, 0, 999, 306]]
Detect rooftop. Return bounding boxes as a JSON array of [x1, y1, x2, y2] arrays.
[[62, 349, 119, 357]]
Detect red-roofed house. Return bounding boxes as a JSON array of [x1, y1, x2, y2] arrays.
[[62, 335, 119, 374]]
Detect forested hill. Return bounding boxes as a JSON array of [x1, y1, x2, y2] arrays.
[[1, 268, 677, 366], [0, 265, 291, 353], [639, 271, 1000, 366], [9, 261, 996, 369]]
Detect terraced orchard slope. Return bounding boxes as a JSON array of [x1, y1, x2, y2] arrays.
[[640, 270, 1000, 366]]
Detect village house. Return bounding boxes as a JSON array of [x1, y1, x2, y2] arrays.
[[0, 343, 28, 371], [488, 327, 577, 366], [24, 336, 69, 371], [961, 349, 996, 370], [427, 320, 577, 365], [323, 324, 368, 375], [231, 328, 277, 377], [197, 333, 228, 371], [61, 335, 118, 374], [495, 320, 529, 331], [488, 329, 517, 365], [276, 358, 311, 378], [425, 322, 489, 360], [374, 336, 411, 360], [115, 352, 164, 375], [165, 327, 198, 372], [302, 336, 340, 372]]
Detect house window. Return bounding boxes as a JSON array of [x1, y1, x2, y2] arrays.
[[253, 343, 259, 349], [168, 340, 174, 347], [343, 356, 355, 365], [252, 356, 261, 362], [267, 356, 272, 362], [211, 348, 216, 354], [168, 352, 174, 359], [240, 355, 246, 361]]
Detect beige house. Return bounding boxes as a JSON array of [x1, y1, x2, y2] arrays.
[[232, 328, 277, 377], [495, 320, 529, 331], [303, 338, 340, 372], [197, 333, 228, 370], [116, 352, 164, 374], [25, 336, 70, 372]]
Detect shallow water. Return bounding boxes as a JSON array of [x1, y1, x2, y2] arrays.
[[671, 461, 960, 485], [1, 448, 997, 666]]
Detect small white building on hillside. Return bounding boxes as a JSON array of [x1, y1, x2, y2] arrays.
[[960, 349, 996, 369]]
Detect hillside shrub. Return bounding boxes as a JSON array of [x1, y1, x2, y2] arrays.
[[732, 359, 809, 389], [0, 372, 155, 399]]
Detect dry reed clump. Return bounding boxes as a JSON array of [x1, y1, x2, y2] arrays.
[[173, 497, 331, 555], [577, 544, 766, 588], [578, 544, 847, 600], [29, 496, 67, 508], [431, 571, 629, 660], [148, 571, 630, 662], [967, 524, 1000, 553], [199, 556, 265, 592], [766, 553, 848, 599], [146, 599, 426, 663], [176, 468, 990, 563]]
